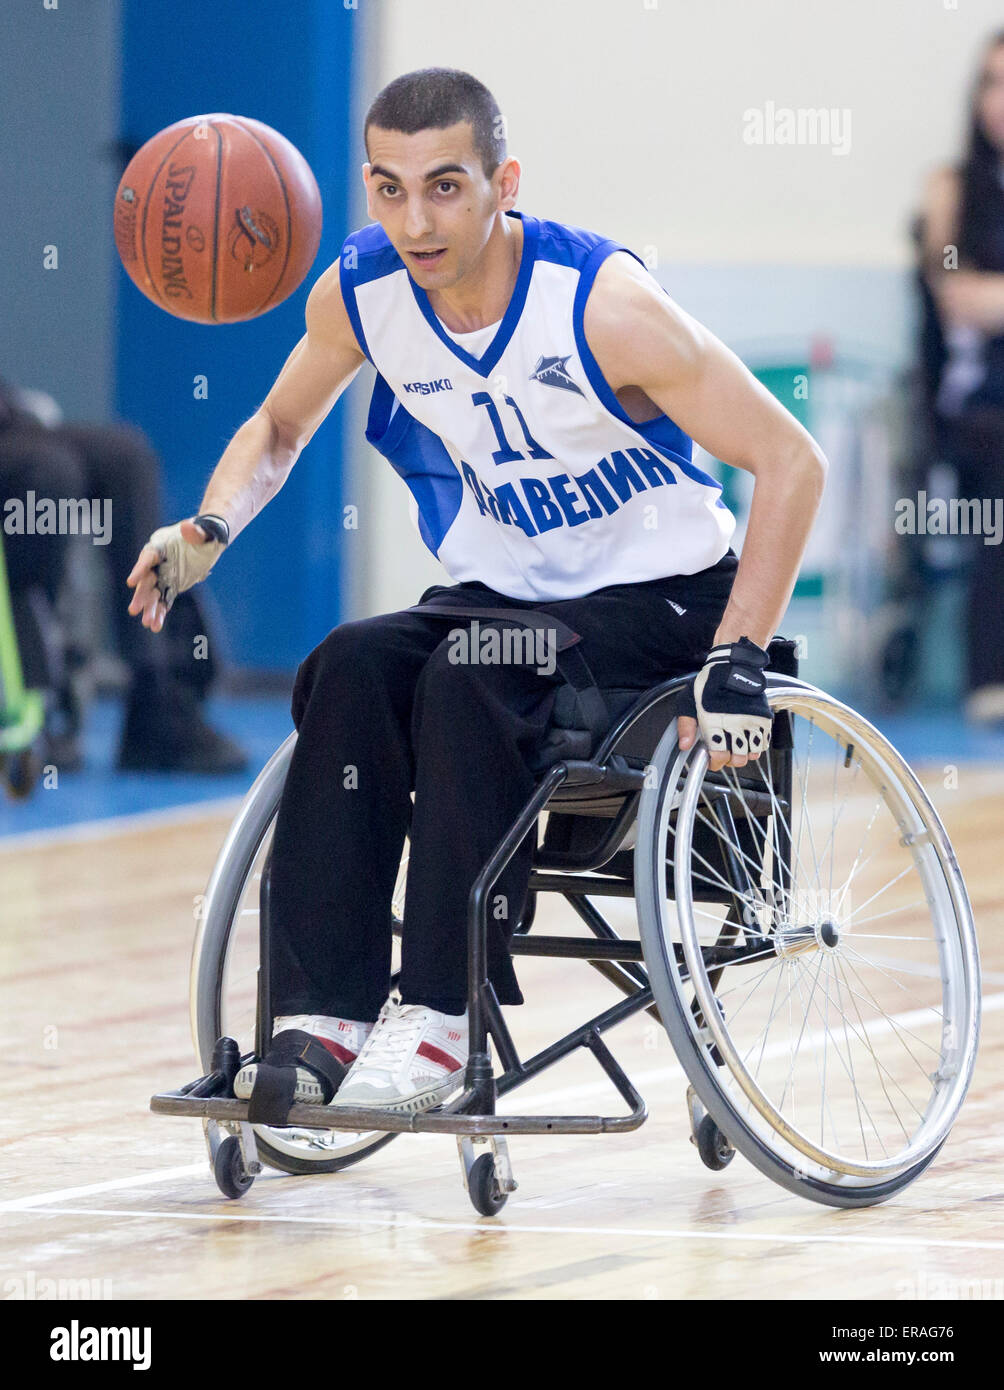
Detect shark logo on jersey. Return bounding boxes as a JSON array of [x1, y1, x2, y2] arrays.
[[529, 355, 584, 397]]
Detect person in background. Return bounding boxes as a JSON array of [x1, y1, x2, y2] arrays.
[[0, 374, 247, 772], [921, 29, 1004, 724]]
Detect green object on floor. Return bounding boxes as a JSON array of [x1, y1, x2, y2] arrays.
[[0, 532, 45, 752]]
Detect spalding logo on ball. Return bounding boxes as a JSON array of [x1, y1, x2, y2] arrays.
[[114, 114, 323, 324]]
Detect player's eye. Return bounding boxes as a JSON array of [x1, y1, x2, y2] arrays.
[[436, 181, 458, 194], [378, 183, 399, 197]]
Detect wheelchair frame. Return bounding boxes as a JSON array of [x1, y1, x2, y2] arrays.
[[153, 645, 797, 1197], [152, 636, 980, 1214]]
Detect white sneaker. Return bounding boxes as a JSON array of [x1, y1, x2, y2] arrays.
[[234, 1014, 373, 1105], [329, 999, 468, 1113]]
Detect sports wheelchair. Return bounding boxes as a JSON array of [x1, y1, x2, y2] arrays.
[[152, 632, 981, 1215]]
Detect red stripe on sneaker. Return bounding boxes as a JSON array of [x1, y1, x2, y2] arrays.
[[417, 1041, 463, 1073], [316, 1037, 356, 1065]]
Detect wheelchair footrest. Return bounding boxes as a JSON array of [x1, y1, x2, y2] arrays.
[[150, 1090, 647, 1135]]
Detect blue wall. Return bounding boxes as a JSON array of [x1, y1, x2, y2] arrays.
[[0, 0, 120, 421], [116, 0, 360, 671]]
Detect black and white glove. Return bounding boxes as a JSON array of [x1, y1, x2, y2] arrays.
[[145, 513, 229, 611], [679, 636, 772, 760]]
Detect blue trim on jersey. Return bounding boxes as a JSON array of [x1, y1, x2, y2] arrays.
[[365, 373, 463, 555], [570, 241, 725, 494], [339, 223, 407, 363], [534, 218, 611, 269], [339, 254, 371, 363], [635, 419, 729, 493], [567, 241, 728, 497], [348, 222, 406, 283], [407, 212, 540, 379]]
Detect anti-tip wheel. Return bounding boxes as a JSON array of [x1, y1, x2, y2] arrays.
[[468, 1153, 508, 1215], [696, 1113, 735, 1171], [213, 1134, 255, 1199]]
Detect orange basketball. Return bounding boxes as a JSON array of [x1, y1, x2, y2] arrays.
[[113, 113, 323, 324]]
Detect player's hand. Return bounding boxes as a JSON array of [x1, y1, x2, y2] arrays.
[[126, 515, 229, 632], [677, 637, 771, 771]]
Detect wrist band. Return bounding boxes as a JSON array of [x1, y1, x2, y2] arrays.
[[707, 637, 768, 665], [194, 513, 230, 546]]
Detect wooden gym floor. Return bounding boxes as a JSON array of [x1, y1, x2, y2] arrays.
[[2, 765, 1003, 1302]]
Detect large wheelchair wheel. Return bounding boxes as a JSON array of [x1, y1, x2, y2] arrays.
[[636, 678, 980, 1208], [191, 733, 407, 1175]]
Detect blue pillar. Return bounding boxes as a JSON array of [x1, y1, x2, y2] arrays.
[[116, 0, 360, 670]]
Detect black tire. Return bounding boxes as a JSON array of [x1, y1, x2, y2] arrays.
[[468, 1154, 507, 1216], [213, 1135, 254, 1199], [696, 1113, 734, 1171], [254, 1128, 398, 1177]]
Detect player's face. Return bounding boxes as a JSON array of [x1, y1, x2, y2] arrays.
[[364, 122, 513, 288], [978, 44, 1004, 150]]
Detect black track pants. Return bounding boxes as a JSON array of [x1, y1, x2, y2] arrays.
[[268, 555, 737, 1020]]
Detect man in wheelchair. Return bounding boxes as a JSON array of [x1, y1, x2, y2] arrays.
[[126, 69, 827, 1121]]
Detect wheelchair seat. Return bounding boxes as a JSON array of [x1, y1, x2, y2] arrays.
[[536, 683, 651, 770], [538, 635, 800, 810]]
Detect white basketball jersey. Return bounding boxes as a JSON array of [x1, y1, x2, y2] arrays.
[[340, 211, 735, 600]]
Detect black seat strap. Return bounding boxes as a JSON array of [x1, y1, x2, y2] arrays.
[[406, 594, 610, 745]]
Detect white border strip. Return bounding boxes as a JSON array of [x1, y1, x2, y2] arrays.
[[0, 1165, 207, 1213], [3, 996, 1000, 1213], [16, 1205, 1004, 1254], [0, 798, 244, 854]]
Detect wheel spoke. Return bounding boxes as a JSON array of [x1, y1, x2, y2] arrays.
[[831, 956, 919, 1139], [836, 945, 945, 1045]]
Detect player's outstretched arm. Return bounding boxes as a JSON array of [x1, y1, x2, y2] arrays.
[[126, 260, 366, 631], [583, 252, 828, 767]]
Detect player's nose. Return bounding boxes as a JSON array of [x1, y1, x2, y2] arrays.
[[403, 202, 435, 240]]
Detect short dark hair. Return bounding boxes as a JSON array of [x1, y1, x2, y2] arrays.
[[364, 68, 505, 178]]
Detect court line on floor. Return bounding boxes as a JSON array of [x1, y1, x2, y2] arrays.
[[0, 1166, 208, 1213], [865, 956, 1004, 987], [0, 798, 244, 853], [4, 994, 999, 1218], [14, 1204, 1004, 1254]]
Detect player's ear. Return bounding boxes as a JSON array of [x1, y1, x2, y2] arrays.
[[362, 163, 375, 218], [496, 156, 521, 211]]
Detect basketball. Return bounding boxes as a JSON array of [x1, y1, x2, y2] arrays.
[[113, 113, 323, 324]]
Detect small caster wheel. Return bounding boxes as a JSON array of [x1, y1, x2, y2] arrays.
[[695, 1113, 735, 1171], [213, 1135, 254, 1199], [468, 1153, 508, 1216]]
